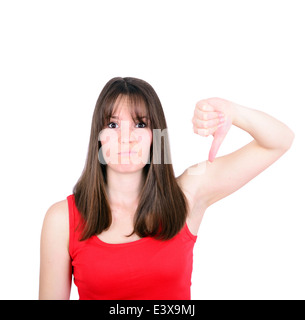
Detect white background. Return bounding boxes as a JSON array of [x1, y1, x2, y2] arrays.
[[0, 0, 304, 300]]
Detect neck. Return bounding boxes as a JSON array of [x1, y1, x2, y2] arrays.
[[105, 167, 145, 206]]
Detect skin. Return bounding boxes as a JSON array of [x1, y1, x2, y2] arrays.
[[39, 96, 294, 299]]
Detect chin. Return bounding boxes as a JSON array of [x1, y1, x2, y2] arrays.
[[107, 163, 147, 174]]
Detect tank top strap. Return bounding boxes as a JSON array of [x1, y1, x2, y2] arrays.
[[67, 194, 85, 259], [183, 221, 197, 242]]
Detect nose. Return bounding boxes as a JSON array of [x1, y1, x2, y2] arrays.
[[118, 121, 137, 144]]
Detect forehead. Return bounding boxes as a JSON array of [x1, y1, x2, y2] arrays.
[[112, 95, 147, 118], [112, 97, 133, 117]]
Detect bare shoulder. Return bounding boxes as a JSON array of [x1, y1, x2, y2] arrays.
[[41, 199, 69, 247], [44, 199, 69, 225]]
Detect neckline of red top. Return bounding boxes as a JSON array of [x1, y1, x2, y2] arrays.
[[92, 222, 197, 247]]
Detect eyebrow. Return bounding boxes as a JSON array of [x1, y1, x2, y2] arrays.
[[110, 115, 148, 119]]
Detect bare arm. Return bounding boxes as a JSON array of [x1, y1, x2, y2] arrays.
[[231, 102, 295, 150], [178, 97, 295, 210], [39, 200, 72, 300]]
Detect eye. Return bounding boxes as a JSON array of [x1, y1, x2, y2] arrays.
[[107, 122, 118, 129], [136, 122, 147, 128]]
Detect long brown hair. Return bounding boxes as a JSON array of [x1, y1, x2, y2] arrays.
[[73, 77, 189, 241]]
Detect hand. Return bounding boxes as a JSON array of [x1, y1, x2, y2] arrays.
[[192, 97, 235, 162]]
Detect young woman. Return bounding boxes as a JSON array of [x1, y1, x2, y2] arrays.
[[39, 77, 294, 300]]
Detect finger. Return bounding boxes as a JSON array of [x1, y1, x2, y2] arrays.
[[194, 117, 223, 129], [198, 103, 214, 112], [208, 130, 227, 162], [196, 124, 220, 137], [193, 119, 225, 136], [195, 108, 221, 121], [197, 128, 210, 137]]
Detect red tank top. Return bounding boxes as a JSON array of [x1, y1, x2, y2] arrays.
[[67, 194, 197, 300]]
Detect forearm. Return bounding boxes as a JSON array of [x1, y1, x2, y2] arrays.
[[231, 103, 295, 150]]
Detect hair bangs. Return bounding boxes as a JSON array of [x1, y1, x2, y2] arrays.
[[103, 93, 151, 128], [126, 93, 151, 127]]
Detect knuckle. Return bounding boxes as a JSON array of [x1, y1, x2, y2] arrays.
[[200, 128, 209, 136]]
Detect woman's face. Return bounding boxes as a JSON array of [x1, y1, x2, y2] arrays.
[[99, 96, 152, 173]]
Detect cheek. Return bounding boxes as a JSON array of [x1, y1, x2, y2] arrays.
[[99, 128, 118, 144], [133, 129, 152, 148], [99, 128, 119, 159]]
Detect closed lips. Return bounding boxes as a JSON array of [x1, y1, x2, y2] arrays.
[[118, 151, 137, 155]]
